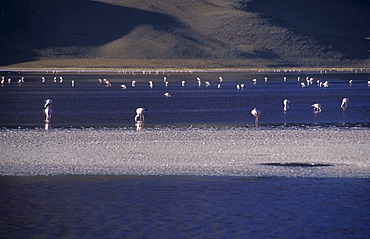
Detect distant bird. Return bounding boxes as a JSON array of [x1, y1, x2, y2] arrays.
[[135, 107, 147, 131], [53, 77, 57, 83], [311, 103, 322, 113], [300, 82, 306, 88], [219, 76, 223, 82], [340, 98, 350, 109], [164, 92, 171, 98], [59, 76, 63, 83], [120, 84, 127, 90], [132, 80, 136, 87], [181, 80, 186, 87], [44, 99, 53, 123], [264, 77, 268, 82], [236, 84, 240, 90], [41, 77, 46, 83], [217, 84, 221, 89], [283, 99, 290, 111], [196, 77, 201, 87], [283, 76, 287, 82], [253, 78, 257, 84], [17, 77, 24, 84], [98, 79, 102, 83], [8, 78, 11, 83], [1, 77, 4, 85], [205, 81, 211, 87], [251, 108, 261, 128], [165, 81, 169, 87], [323, 81, 329, 87], [71, 80, 75, 87], [349, 79, 353, 85], [105, 80, 111, 87], [367, 80, 370, 86], [149, 81, 153, 88]]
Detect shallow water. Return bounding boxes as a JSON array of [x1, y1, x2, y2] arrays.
[[0, 71, 369, 127], [1, 175, 369, 238]]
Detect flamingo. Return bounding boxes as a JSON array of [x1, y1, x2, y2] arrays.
[[340, 98, 350, 109], [44, 99, 53, 123], [135, 108, 147, 131], [196, 77, 201, 87], [311, 103, 322, 113], [251, 108, 261, 128], [283, 99, 290, 111]]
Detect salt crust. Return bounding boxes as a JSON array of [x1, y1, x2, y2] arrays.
[[1, 127, 369, 177]]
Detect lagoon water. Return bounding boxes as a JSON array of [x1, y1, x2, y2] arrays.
[[0, 70, 369, 238]]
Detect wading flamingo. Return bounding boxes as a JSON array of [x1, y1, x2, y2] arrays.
[[251, 108, 261, 128]]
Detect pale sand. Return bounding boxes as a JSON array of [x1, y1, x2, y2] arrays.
[[1, 127, 369, 177]]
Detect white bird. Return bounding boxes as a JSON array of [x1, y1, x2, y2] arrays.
[[196, 77, 201, 87], [251, 108, 261, 128], [18, 77, 24, 84], [323, 81, 329, 87], [164, 92, 171, 98], [181, 80, 186, 87], [367, 80, 370, 86], [1, 77, 4, 85], [236, 84, 240, 90], [120, 84, 127, 90], [240, 84, 245, 89], [44, 99, 53, 123], [283, 76, 287, 82], [165, 81, 169, 87], [205, 81, 211, 87], [41, 77, 46, 83], [8, 78, 11, 83], [311, 103, 322, 113], [264, 77, 268, 82], [300, 82, 306, 88], [149, 81, 153, 88], [253, 78, 257, 84], [53, 77, 57, 83], [71, 80, 75, 87], [132, 80, 136, 87], [341, 98, 350, 109], [135, 107, 146, 131], [59, 76, 63, 83], [98, 79, 102, 83], [219, 76, 223, 82], [105, 80, 111, 87], [283, 99, 290, 111], [217, 84, 221, 89], [349, 79, 353, 85]]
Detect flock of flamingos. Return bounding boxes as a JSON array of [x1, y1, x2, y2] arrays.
[[1, 73, 369, 130]]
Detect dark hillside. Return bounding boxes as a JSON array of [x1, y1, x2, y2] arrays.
[[0, 0, 369, 69]]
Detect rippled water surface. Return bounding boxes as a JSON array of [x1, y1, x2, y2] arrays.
[[1, 176, 370, 238], [1, 71, 369, 127]]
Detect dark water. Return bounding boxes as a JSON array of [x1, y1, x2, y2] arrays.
[[0, 71, 369, 128], [1, 176, 369, 238]]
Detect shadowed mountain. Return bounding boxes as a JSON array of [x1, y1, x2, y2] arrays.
[[239, 0, 370, 60], [0, 0, 369, 68]]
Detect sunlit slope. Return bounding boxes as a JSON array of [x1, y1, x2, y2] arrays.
[[1, 0, 369, 68]]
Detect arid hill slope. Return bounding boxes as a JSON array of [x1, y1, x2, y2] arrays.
[[0, 0, 369, 69]]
